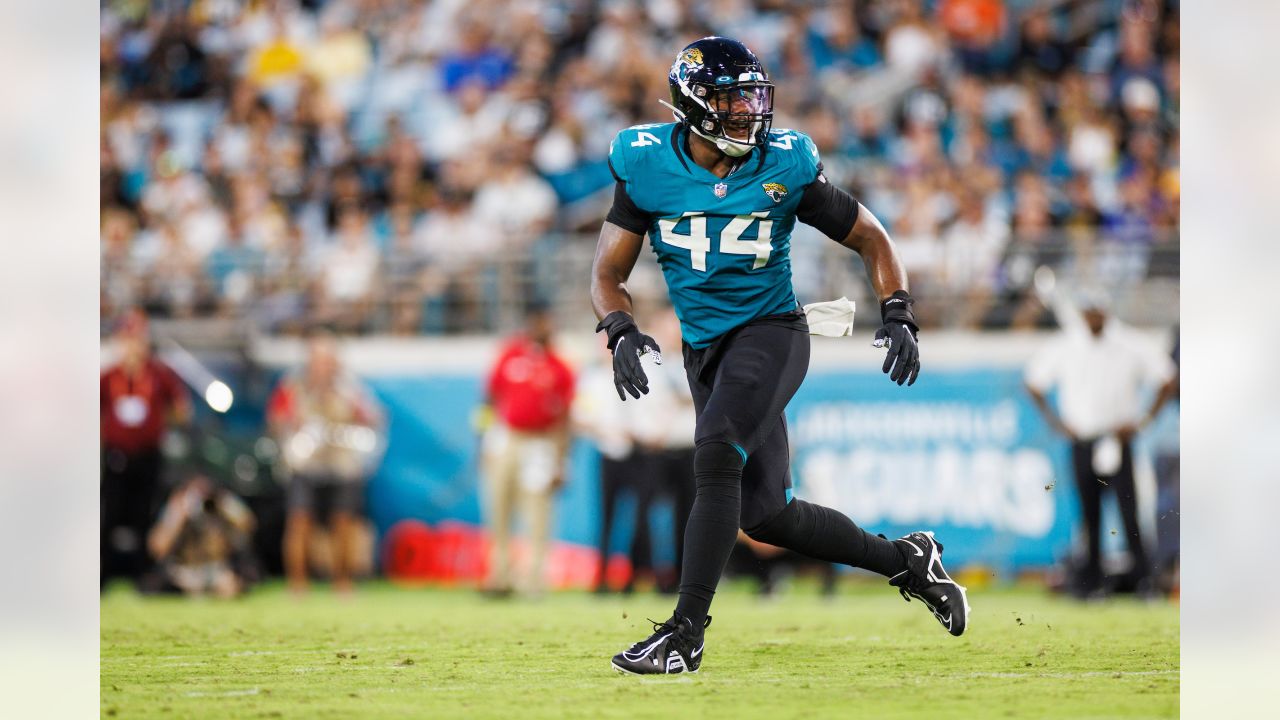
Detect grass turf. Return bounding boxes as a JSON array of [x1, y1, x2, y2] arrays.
[[101, 581, 1178, 719]]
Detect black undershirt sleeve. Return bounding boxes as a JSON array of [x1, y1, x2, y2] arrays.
[[604, 178, 652, 236], [796, 169, 861, 242]]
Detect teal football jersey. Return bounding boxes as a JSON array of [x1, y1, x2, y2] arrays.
[[609, 122, 823, 348]]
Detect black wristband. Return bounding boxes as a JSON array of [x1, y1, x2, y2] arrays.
[[595, 311, 638, 351], [880, 290, 918, 330]]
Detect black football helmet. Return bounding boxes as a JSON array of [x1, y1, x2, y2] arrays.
[[665, 37, 774, 157]]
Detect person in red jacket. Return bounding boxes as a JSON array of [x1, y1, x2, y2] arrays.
[[478, 302, 575, 596], [101, 309, 191, 587]]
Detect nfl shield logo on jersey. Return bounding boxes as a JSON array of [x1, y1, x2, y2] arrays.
[[713, 183, 728, 199]]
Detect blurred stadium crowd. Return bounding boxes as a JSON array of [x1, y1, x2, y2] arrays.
[[100, 0, 1180, 336]]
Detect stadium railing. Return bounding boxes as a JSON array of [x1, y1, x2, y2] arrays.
[[101, 228, 1179, 341]]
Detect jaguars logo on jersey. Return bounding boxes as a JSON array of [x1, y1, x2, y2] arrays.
[[762, 182, 788, 203]]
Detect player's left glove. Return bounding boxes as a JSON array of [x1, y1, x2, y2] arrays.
[[873, 290, 920, 386], [596, 311, 662, 401]]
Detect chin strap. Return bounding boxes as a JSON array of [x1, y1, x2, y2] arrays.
[[659, 99, 754, 157], [713, 136, 754, 157]]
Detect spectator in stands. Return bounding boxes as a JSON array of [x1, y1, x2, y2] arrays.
[[440, 19, 515, 93], [1024, 290, 1179, 598], [806, 5, 881, 73], [941, 188, 1008, 326], [146, 475, 257, 598], [472, 143, 558, 246], [205, 211, 266, 315], [478, 302, 575, 596], [315, 203, 380, 333], [1016, 8, 1074, 78], [101, 309, 191, 588], [97, 0, 1180, 336], [305, 6, 372, 112], [269, 334, 384, 594], [413, 185, 501, 332], [938, 0, 1007, 75], [1110, 14, 1164, 106], [381, 201, 431, 335], [143, 16, 212, 100], [101, 207, 142, 321]]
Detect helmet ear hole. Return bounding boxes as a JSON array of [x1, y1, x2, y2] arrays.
[[702, 120, 715, 132]]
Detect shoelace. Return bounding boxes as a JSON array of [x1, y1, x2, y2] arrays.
[[625, 618, 680, 652]]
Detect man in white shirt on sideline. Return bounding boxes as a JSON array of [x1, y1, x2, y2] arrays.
[[1024, 290, 1178, 598]]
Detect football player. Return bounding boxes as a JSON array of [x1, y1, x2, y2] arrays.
[[591, 37, 970, 676]]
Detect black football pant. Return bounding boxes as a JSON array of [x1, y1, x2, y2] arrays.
[[1070, 439, 1150, 591], [673, 322, 906, 626]]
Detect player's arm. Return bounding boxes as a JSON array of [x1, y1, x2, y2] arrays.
[[836, 205, 908, 300], [590, 220, 645, 323], [1025, 383, 1076, 441], [590, 180, 661, 400], [797, 174, 920, 386]]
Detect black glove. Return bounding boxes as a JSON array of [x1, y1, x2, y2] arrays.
[[596, 311, 662, 400], [873, 290, 920, 386]]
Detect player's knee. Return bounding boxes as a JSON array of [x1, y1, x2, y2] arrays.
[[742, 505, 786, 544], [692, 441, 745, 493], [694, 440, 744, 474], [743, 499, 809, 545]]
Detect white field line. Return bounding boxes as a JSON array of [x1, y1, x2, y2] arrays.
[[957, 670, 1179, 680]]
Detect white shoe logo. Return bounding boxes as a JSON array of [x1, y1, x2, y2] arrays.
[[691, 644, 703, 658], [622, 633, 671, 662]]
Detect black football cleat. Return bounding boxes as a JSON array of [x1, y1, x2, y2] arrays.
[[611, 613, 709, 675], [889, 531, 971, 636]]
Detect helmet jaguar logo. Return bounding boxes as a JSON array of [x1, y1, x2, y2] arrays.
[[680, 48, 704, 66], [762, 182, 788, 203]]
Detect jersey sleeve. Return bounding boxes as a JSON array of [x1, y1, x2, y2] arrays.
[[784, 130, 860, 240], [607, 130, 631, 184], [606, 127, 658, 233], [794, 131, 823, 183], [796, 171, 860, 241], [605, 181, 651, 235]]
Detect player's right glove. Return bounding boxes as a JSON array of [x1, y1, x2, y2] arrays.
[[873, 290, 921, 386], [596, 311, 662, 401]]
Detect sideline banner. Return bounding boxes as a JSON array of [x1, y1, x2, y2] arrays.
[[364, 368, 1079, 576], [788, 370, 1077, 573]]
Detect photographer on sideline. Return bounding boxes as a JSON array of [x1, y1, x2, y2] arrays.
[[146, 475, 256, 598]]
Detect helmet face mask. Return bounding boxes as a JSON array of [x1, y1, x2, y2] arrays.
[[667, 38, 774, 157]]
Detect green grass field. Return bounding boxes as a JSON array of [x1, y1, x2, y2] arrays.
[[101, 581, 1178, 719]]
